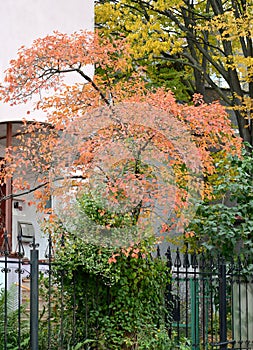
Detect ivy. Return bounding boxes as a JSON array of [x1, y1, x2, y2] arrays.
[[46, 192, 179, 349], [52, 236, 172, 349]]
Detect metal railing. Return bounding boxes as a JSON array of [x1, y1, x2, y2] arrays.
[[0, 232, 253, 350], [166, 247, 253, 350]]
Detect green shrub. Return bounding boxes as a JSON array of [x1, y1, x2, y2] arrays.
[[40, 191, 190, 349], [0, 285, 29, 350], [51, 237, 170, 349]]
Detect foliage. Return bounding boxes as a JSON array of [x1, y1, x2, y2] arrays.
[[40, 234, 169, 349], [36, 191, 188, 350], [0, 29, 242, 241], [0, 285, 29, 350], [95, 0, 253, 144], [95, 0, 192, 101], [47, 242, 190, 350], [186, 145, 253, 260]]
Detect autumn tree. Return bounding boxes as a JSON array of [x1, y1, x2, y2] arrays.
[[96, 0, 253, 145], [0, 28, 244, 349], [0, 30, 241, 245]]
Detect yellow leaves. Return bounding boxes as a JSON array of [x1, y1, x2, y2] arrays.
[[193, 4, 253, 95], [96, 2, 121, 26], [198, 9, 253, 43], [152, 0, 183, 11], [169, 38, 185, 55], [233, 94, 253, 118], [126, 21, 172, 59], [96, 0, 179, 61]]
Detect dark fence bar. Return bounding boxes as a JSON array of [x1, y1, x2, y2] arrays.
[[219, 258, 227, 350], [30, 241, 39, 350]]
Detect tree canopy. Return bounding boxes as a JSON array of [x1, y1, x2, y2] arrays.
[[0, 30, 241, 245], [95, 0, 253, 144]]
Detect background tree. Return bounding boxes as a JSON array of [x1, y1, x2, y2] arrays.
[[96, 0, 253, 144]]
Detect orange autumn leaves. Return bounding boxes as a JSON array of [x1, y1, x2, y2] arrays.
[[108, 246, 143, 263], [0, 30, 241, 240], [0, 30, 130, 105]]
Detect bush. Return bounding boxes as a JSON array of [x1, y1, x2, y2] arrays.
[[51, 236, 171, 349], [0, 285, 29, 349], [186, 146, 253, 261], [40, 191, 190, 349]]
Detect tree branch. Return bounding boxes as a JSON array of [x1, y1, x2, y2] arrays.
[[0, 175, 87, 202]]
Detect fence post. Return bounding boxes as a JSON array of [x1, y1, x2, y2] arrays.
[[219, 258, 227, 350], [30, 239, 39, 350]]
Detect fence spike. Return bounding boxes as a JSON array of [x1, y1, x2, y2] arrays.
[[15, 232, 25, 258], [2, 230, 10, 256], [191, 252, 198, 268], [199, 252, 205, 269], [165, 247, 172, 269], [183, 250, 190, 268], [45, 233, 54, 259], [174, 248, 181, 268], [60, 232, 65, 247], [157, 245, 161, 259]]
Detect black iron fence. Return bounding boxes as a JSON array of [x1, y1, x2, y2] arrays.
[[0, 233, 253, 350], [165, 247, 253, 350]]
